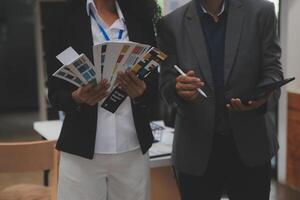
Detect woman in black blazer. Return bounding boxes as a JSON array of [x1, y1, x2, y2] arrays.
[[46, 0, 160, 199]]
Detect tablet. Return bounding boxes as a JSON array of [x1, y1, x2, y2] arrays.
[[232, 77, 295, 103]]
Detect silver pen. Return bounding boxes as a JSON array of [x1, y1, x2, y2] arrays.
[[174, 65, 208, 98]]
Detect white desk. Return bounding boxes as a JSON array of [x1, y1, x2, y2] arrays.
[[33, 120, 174, 168]]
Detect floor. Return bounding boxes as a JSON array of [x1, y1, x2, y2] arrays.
[[1, 111, 300, 200], [0, 111, 40, 142]]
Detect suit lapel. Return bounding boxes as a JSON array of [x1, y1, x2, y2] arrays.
[[185, 1, 214, 90], [224, 0, 245, 85]]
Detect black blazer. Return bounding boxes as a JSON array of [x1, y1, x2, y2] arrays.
[[46, 0, 157, 159]]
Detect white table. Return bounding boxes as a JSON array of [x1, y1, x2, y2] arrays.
[[34, 120, 174, 168]]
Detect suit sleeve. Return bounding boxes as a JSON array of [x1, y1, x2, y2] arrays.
[[258, 2, 284, 109], [157, 18, 185, 107]]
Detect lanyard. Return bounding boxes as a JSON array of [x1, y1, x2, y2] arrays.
[[90, 9, 124, 41]]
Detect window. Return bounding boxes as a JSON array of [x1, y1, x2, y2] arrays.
[[159, 0, 190, 15], [268, 0, 280, 15]]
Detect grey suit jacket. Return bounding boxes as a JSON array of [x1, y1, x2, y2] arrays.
[[157, 0, 283, 176]]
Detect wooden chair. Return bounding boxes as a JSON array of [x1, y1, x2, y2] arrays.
[[0, 140, 58, 200]]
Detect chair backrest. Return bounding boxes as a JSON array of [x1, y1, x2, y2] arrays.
[[0, 140, 58, 200], [0, 140, 57, 173]]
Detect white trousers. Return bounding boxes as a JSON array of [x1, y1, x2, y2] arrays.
[[57, 149, 149, 200]]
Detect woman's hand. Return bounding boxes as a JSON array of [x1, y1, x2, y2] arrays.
[[72, 80, 110, 106], [117, 71, 146, 98]]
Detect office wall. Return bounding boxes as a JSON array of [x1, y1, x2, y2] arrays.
[[283, 1, 300, 89], [0, 0, 38, 112], [278, 0, 300, 184]]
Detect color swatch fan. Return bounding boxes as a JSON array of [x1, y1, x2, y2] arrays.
[[53, 42, 167, 113]]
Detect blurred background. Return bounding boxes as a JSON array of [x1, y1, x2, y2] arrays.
[[0, 0, 299, 200]]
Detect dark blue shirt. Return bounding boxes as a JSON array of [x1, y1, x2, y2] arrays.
[[196, 1, 231, 133]]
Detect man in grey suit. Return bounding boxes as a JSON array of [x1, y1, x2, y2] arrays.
[[157, 0, 283, 199]]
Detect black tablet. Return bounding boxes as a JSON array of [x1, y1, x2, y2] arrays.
[[230, 77, 295, 104]]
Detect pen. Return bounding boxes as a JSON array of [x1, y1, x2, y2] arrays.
[[174, 65, 208, 98]]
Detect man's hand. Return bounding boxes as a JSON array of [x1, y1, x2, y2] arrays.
[[176, 70, 204, 101], [226, 91, 273, 112], [117, 71, 146, 98], [72, 80, 110, 106]]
